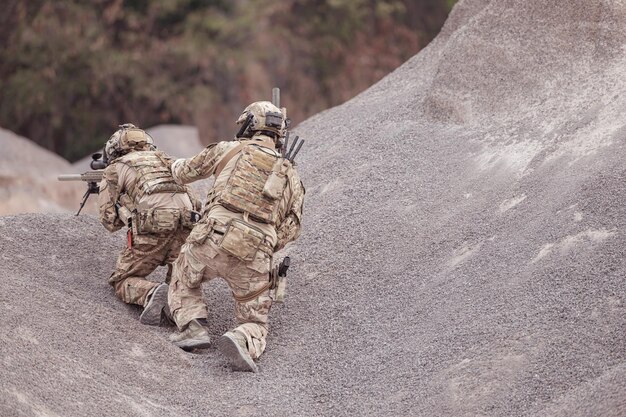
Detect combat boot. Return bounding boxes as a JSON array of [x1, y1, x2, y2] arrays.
[[161, 304, 175, 326], [169, 319, 211, 351], [139, 283, 169, 326], [218, 330, 258, 373]]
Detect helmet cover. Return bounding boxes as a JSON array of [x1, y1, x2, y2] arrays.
[[236, 101, 286, 138], [105, 123, 154, 159]]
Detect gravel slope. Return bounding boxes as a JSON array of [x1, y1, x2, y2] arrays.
[[1, 0, 625, 416]]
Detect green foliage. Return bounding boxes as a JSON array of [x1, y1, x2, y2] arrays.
[[0, 0, 456, 161], [445, 0, 458, 11]]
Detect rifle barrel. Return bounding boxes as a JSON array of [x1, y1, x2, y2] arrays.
[[57, 171, 104, 182], [57, 174, 83, 181]]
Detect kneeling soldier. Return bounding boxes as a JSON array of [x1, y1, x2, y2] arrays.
[[98, 124, 201, 325], [167, 102, 305, 372]]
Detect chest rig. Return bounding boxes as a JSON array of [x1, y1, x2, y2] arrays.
[[116, 150, 186, 204], [208, 142, 293, 226]]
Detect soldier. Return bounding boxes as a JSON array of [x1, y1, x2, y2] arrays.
[[167, 102, 305, 372], [98, 124, 201, 325]]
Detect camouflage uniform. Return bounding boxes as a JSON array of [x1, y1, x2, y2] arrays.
[[98, 126, 201, 323], [168, 133, 304, 360]]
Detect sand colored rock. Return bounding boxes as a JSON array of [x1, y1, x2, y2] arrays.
[[0, 127, 83, 215], [147, 125, 205, 158]]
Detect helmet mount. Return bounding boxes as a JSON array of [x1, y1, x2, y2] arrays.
[[105, 123, 154, 160], [235, 101, 286, 140]]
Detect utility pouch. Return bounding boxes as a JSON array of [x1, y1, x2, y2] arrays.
[[218, 219, 266, 261], [116, 204, 133, 228], [181, 248, 206, 288], [262, 158, 289, 200], [136, 208, 180, 234]]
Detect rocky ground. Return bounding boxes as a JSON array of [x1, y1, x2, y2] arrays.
[[1, 0, 625, 416]]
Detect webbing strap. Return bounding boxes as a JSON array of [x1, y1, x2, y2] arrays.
[[232, 281, 271, 303], [213, 139, 277, 178], [213, 143, 244, 178]]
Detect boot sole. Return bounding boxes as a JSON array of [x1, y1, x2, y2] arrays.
[[218, 333, 258, 373], [140, 284, 168, 326], [172, 336, 212, 352]]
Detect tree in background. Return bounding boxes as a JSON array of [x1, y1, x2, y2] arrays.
[[0, 0, 456, 161]]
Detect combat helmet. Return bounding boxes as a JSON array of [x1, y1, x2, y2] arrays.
[[235, 101, 286, 140], [105, 123, 155, 160]]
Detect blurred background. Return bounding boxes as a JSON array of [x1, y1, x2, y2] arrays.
[[0, 0, 456, 162]]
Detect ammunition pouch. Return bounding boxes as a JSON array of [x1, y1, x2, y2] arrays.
[[208, 219, 273, 261], [133, 208, 201, 234]]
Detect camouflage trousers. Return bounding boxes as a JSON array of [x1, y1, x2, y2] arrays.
[[168, 237, 273, 359], [108, 230, 189, 307]]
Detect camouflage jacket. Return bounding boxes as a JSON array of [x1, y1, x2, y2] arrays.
[[171, 135, 304, 251], [99, 150, 201, 233]]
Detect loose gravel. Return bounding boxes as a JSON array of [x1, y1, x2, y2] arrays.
[[1, 0, 625, 416]]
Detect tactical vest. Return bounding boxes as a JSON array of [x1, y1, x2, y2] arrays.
[[209, 143, 294, 226], [116, 150, 187, 203]]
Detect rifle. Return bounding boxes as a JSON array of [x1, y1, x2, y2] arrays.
[[269, 256, 291, 303], [57, 152, 108, 215]]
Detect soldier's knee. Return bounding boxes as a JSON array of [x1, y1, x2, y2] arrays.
[[112, 279, 133, 303]]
